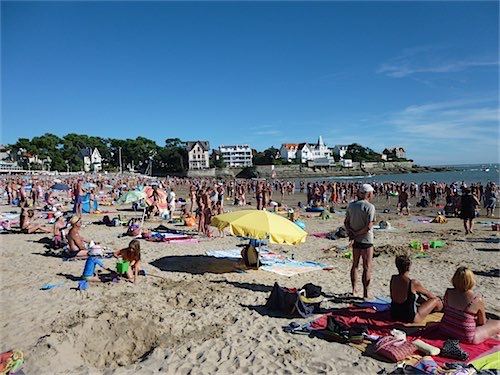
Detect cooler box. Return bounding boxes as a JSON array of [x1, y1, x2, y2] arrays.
[[116, 260, 130, 274]]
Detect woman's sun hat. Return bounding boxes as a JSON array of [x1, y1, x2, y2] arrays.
[[69, 216, 81, 226]]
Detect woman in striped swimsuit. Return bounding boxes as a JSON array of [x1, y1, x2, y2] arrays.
[[440, 267, 500, 344]]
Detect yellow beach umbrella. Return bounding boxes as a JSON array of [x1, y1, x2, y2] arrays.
[[211, 209, 307, 245]]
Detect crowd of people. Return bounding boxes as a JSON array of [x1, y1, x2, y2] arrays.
[[1, 174, 499, 343]]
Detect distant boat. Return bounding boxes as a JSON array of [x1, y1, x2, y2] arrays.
[[484, 168, 490, 172]]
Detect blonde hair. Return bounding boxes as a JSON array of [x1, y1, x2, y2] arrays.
[[452, 266, 476, 292]]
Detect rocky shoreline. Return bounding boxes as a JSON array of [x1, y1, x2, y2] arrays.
[[225, 165, 458, 179]]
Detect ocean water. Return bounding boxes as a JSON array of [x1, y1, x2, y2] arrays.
[[304, 164, 500, 186]]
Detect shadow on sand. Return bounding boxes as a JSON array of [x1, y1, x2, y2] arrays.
[[150, 255, 239, 275]]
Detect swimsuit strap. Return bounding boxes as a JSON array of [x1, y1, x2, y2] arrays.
[[464, 295, 478, 311], [407, 279, 412, 294]]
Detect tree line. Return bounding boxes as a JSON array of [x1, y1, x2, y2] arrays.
[[6, 133, 394, 174]]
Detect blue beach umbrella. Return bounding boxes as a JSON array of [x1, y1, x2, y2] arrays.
[[50, 183, 71, 191]]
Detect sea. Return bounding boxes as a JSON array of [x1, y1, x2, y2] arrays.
[[302, 164, 500, 186]]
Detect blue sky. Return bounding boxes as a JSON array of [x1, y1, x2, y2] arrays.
[[2, 1, 498, 165]]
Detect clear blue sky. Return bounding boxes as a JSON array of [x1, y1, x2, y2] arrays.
[[2, 1, 499, 165]]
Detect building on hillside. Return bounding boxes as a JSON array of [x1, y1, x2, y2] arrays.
[[333, 145, 349, 159], [79, 147, 102, 173], [219, 144, 253, 167], [279, 143, 299, 162], [296, 143, 313, 163], [186, 141, 210, 170], [383, 147, 406, 160], [312, 136, 333, 159]]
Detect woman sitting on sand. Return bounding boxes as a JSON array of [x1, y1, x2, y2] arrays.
[[52, 211, 67, 248], [390, 255, 443, 323], [20, 207, 52, 234], [440, 266, 500, 344]]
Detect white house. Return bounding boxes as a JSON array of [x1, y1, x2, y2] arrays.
[[79, 147, 102, 173], [219, 144, 253, 167], [333, 145, 349, 159], [296, 143, 314, 163], [279, 143, 299, 162], [186, 141, 210, 170], [312, 136, 333, 159]]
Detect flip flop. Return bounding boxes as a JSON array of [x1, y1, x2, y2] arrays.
[[40, 283, 64, 290]]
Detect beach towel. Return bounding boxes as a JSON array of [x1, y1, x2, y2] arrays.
[[412, 218, 433, 224], [260, 260, 329, 277], [142, 231, 197, 243], [469, 346, 500, 370], [0, 350, 24, 375], [206, 249, 242, 259], [408, 324, 500, 367]]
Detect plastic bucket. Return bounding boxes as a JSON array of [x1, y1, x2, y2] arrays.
[[410, 241, 420, 249], [430, 241, 445, 248], [116, 260, 130, 274], [422, 242, 430, 250]]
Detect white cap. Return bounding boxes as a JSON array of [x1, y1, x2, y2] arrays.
[[88, 245, 103, 257], [54, 211, 63, 219], [359, 184, 374, 193]]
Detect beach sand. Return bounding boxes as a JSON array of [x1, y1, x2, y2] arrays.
[[1, 190, 499, 374]]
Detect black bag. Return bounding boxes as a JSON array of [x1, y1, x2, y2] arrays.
[[300, 283, 322, 298], [335, 226, 348, 238], [265, 282, 317, 318]]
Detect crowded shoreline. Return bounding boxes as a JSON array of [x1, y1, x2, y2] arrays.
[[0, 173, 499, 374]]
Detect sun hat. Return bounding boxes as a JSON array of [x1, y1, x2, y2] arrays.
[[69, 216, 81, 226], [54, 211, 63, 219], [88, 245, 103, 257], [359, 184, 374, 194]]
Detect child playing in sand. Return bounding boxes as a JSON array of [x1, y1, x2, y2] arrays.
[[82, 245, 113, 282], [114, 239, 142, 283]]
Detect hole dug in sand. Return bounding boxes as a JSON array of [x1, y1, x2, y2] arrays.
[[39, 313, 163, 369]]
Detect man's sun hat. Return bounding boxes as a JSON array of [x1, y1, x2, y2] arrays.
[[359, 184, 374, 194], [54, 211, 63, 219], [88, 245, 103, 257], [69, 216, 81, 226]]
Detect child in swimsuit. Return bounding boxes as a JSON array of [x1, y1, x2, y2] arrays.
[[390, 255, 443, 323], [440, 266, 500, 344], [114, 239, 142, 284]]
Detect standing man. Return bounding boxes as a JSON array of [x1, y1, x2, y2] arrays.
[[74, 179, 85, 217], [344, 183, 376, 299]]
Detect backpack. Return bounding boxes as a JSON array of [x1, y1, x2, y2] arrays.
[[241, 245, 259, 268]]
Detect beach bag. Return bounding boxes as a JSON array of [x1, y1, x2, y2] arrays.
[[334, 226, 348, 238], [241, 244, 259, 268], [374, 336, 417, 362], [265, 282, 317, 318]]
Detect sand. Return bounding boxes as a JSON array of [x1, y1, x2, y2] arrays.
[[1, 190, 499, 374]]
